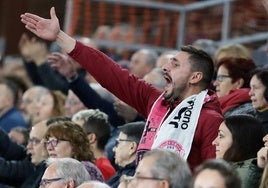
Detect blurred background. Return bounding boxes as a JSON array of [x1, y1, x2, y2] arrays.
[[0, 0, 65, 56], [0, 0, 267, 61]]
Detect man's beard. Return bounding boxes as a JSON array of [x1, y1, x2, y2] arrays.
[[163, 83, 187, 104], [163, 90, 176, 104]]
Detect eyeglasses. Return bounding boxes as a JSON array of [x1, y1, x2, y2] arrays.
[[44, 138, 69, 148], [39, 177, 63, 188], [133, 176, 166, 181], [123, 175, 166, 183], [216, 74, 231, 82], [115, 138, 133, 147], [28, 137, 41, 146]]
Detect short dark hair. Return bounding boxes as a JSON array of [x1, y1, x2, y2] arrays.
[[72, 109, 110, 151], [223, 115, 264, 162], [181, 45, 214, 89], [250, 68, 268, 101], [217, 57, 256, 88], [118, 121, 145, 144], [83, 112, 111, 151], [193, 159, 242, 188]]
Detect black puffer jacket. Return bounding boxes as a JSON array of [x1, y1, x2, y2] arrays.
[[106, 161, 136, 188], [0, 129, 46, 188]]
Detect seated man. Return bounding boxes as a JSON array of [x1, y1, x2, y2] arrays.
[[0, 121, 47, 187], [0, 117, 70, 188], [72, 109, 116, 180], [106, 121, 145, 188], [127, 148, 192, 188], [40, 158, 91, 188]]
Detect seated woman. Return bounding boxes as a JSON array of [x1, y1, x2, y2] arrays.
[[213, 57, 256, 117], [214, 43, 252, 65], [44, 120, 104, 182], [212, 115, 264, 188], [33, 89, 66, 124], [249, 68, 268, 133], [192, 159, 242, 188]]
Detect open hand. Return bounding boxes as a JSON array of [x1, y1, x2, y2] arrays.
[[21, 7, 60, 41], [48, 52, 77, 78]]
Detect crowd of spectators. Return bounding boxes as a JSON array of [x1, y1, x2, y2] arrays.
[[0, 1, 268, 188]]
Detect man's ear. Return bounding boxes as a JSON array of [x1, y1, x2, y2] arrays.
[[87, 133, 97, 144], [190, 72, 203, 84], [160, 179, 170, 188], [66, 179, 75, 188], [129, 142, 137, 155]]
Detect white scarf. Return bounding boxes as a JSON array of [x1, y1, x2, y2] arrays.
[[151, 90, 207, 160]]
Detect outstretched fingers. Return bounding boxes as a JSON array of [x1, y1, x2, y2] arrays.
[[20, 7, 62, 42], [50, 7, 57, 19], [21, 17, 37, 33], [24, 24, 38, 36], [21, 13, 42, 26]]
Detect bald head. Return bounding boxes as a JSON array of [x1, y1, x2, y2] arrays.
[[26, 120, 48, 164]]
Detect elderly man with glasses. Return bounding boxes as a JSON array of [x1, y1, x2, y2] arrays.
[[122, 149, 191, 188], [39, 158, 91, 188], [0, 117, 71, 188], [106, 121, 145, 188]]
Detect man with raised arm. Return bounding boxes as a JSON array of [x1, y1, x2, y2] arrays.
[[21, 7, 223, 170]]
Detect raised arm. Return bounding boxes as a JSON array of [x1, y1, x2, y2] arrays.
[[21, 7, 161, 117], [21, 7, 75, 53]]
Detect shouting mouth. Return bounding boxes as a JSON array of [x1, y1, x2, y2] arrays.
[[163, 73, 172, 89]]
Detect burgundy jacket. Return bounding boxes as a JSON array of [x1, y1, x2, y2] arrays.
[[69, 42, 223, 170]]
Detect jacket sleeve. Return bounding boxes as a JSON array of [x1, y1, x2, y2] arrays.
[[23, 60, 44, 85], [0, 155, 35, 186], [233, 159, 263, 188], [69, 76, 125, 127], [188, 107, 223, 170], [68, 42, 161, 117], [0, 129, 27, 160], [37, 62, 69, 95], [246, 159, 263, 188]]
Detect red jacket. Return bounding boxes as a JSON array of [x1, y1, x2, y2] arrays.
[[96, 157, 116, 180], [69, 42, 223, 170]]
